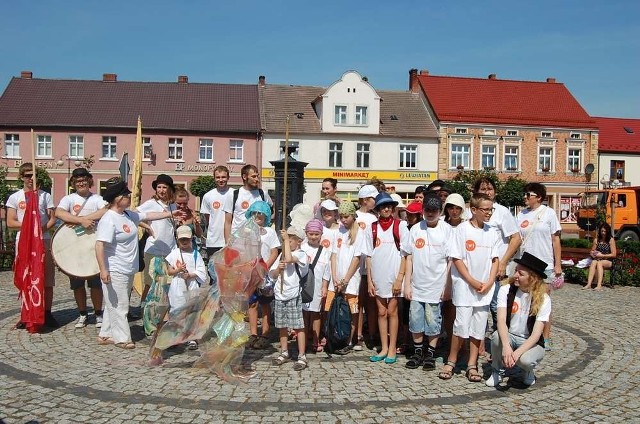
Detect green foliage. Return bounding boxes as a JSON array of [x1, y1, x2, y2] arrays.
[[560, 238, 592, 248], [563, 267, 587, 285], [610, 240, 640, 287], [496, 176, 528, 208], [189, 175, 216, 199], [16, 167, 52, 191], [445, 170, 528, 208], [0, 166, 10, 206]]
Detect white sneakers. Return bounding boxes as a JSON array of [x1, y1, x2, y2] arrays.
[[523, 370, 536, 386], [75, 315, 88, 328], [95, 315, 103, 328], [485, 369, 503, 387]]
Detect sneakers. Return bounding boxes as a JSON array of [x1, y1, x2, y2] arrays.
[[523, 370, 536, 386], [485, 369, 503, 387], [405, 348, 424, 369], [544, 339, 551, 351], [75, 315, 88, 328], [334, 344, 354, 355], [95, 315, 103, 328], [353, 336, 364, 351]]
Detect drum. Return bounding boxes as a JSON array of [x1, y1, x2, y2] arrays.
[[51, 225, 99, 278]]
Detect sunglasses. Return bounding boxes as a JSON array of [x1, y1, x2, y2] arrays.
[[23, 174, 34, 178], [524, 192, 539, 198]]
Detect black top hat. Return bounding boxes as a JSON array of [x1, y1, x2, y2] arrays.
[[103, 178, 131, 203], [152, 174, 175, 191], [71, 168, 92, 179], [513, 252, 548, 278]]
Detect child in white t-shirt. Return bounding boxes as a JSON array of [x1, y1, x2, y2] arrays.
[[270, 226, 309, 371], [439, 193, 499, 383]]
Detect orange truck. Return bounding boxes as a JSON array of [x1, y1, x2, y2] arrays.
[[577, 186, 640, 241]]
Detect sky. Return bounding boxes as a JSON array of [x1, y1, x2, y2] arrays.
[[2, 0, 638, 118]]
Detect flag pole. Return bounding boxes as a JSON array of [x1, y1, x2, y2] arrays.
[[31, 129, 37, 191], [280, 116, 291, 293]]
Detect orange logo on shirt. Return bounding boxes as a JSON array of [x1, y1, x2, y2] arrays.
[[241, 201, 250, 209], [415, 238, 425, 249], [18, 201, 26, 210], [321, 239, 331, 248], [465, 240, 476, 251], [337, 238, 343, 248], [358, 222, 366, 230], [520, 220, 529, 228], [122, 224, 131, 233], [511, 301, 519, 314], [212, 201, 221, 209], [73, 204, 82, 213]]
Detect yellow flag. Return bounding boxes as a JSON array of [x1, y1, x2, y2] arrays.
[[132, 116, 145, 295]]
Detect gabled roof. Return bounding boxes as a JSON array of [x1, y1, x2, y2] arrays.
[[594, 116, 640, 153], [0, 76, 261, 133], [259, 84, 438, 138], [416, 73, 597, 129]]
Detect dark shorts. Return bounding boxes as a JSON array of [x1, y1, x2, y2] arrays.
[[70, 274, 102, 290], [249, 291, 274, 306]]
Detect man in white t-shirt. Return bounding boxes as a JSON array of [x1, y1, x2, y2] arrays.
[[223, 164, 273, 242], [55, 168, 107, 329]]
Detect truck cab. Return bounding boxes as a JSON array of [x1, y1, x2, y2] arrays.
[[577, 187, 640, 241]]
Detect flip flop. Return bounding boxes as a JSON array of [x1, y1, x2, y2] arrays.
[[97, 336, 114, 345], [114, 342, 135, 349]]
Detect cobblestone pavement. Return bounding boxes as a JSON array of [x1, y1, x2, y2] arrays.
[[1, 270, 639, 423]]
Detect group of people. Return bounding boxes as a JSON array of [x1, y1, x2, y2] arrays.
[[8, 162, 561, 386]]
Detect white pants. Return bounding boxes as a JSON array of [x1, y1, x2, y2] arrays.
[[99, 272, 133, 344]]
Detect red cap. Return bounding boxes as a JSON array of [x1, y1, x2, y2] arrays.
[[406, 200, 423, 214]]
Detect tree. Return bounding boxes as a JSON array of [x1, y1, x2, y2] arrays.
[[445, 170, 528, 209], [16, 167, 52, 192], [189, 175, 216, 199], [0, 166, 10, 206], [496, 176, 528, 209]]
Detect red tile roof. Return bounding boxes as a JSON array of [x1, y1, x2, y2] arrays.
[[594, 117, 640, 153], [0, 77, 260, 133], [417, 74, 597, 129]]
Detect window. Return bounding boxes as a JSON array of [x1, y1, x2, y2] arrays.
[[279, 141, 299, 160], [199, 138, 214, 161], [504, 146, 519, 170], [334, 106, 347, 125], [540, 131, 553, 138], [229, 139, 243, 162], [69, 135, 84, 158], [356, 143, 370, 168], [450, 144, 470, 168], [37, 135, 52, 157], [329, 142, 343, 167], [101, 136, 117, 159], [568, 149, 581, 171], [4, 134, 19, 157], [455, 127, 468, 134], [355, 106, 368, 125], [142, 137, 153, 160], [399, 144, 417, 169], [168, 138, 183, 160], [483, 129, 496, 135], [570, 132, 582, 139], [611, 160, 625, 181], [482, 145, 496, 168], [506, 130, 519, 136], [538, 147, 553, 171]]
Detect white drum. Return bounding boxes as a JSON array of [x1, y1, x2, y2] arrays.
[[51, 225, 99, 278]]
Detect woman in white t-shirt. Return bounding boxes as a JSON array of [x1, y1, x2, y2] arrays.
[[486, 252, 551, 387]]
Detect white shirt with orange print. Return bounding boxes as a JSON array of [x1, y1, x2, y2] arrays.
[[450, 220, 500, 307], [356, 211, 377, 274], [516, 205, 561, 271], [301, 241, 332, 312], [201, 187, 233, 248], [58, 192, 106, 217], [367, 220, 409, 298], [404, 220, 452, 303], [6, 189, 54, 242], [223, 186, 273, 235], [331, 224, 365, 295], [497, 284, 551, 338], [96, 209, 147, 275]]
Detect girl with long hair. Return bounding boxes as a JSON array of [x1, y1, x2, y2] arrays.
[[584, 222, 616, 291]]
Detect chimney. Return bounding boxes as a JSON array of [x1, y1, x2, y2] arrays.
[[409, 68, 419, 92], [546, 77, 556, 83], [419, 69, 429, 76], [488, 74, 497, 80], [21, 71, 33, 79], [178, 75, 188, 83], [258, 75, 266, 87], [102, 73, 117, 82]]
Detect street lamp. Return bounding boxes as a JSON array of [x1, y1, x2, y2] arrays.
[[57, 154, 82, 194]]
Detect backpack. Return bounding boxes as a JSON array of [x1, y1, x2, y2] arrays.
[[371, 219, 401, 250], [232, 188, 265, 213], [295, 246, 323, 303], [323, 293, 352, 356]]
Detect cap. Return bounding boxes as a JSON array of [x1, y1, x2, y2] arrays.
[[444, 193, 465, 210], [102, 177, 131, 203], [390, 193, 405, 209], [337, 201, 356, 216], [423, 194, 443, 211], [71, 168, 92, 179], [405, 200, 423, 215], [245, 201, 272, 227], [374, 192, 398, 209], [305, 218, 324, 233], [320, 199, 338, 211], [152, 174, 175, 191], [514, 252, 548, 278], [286, 225, 305, 240], [358, 185, 378, 199], [176, 225, 193, 240]]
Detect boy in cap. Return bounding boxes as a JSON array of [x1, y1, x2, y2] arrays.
[[403, 193, 453, 370]]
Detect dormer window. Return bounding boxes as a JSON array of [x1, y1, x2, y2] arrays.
[[541, 131, 553, 138], [355, 106, 368, 125], [455, 127, 468, 134], [334, 105, 347, 125]]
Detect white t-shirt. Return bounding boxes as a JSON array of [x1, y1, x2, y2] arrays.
[[404, 220, 452, 304], [331, 225, 366, 295], [367, 220, 409, 298], [271, 250, 308, 301], [57, 192, 106, 217], [260, 226, 281, 264], [223, 186, 273, 235], [486, 203, 519, 259], [6, 189, 54, 242], [301, 242, 332, 312], [497, 284, 551, 338], [137, 199, 177, 257], [166, 247, 207, 310], [201, 187, 234, 248], [516, 205, 562, 270], [356, 210, 377, 274], [96, 209, 147, 275], [450, 220, 500, 307]]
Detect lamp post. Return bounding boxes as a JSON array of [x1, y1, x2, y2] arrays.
[[57, 154, 82, 194]]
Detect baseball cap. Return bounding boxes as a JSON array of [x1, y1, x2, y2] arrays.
[[423, 194, 443, 211], [406, 200, 423, 215], [286, 225, 305, 240], [320, 199, 338, 211], [176, 225, 193, 240], [358, 185, 378, 199]]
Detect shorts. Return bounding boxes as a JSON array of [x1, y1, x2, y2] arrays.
[[248, 290, 274, 306], [324, 290, 359, 314], [274, 296, 304, 329], [70, 274, 102, 290], [408, 300, 442, 336], [453, 305, 489, 339]]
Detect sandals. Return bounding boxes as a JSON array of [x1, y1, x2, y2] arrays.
[[114, 342, 135, 349], [293, 357, 308, 371], [97, 336, 114, 345], [465, 365, 482, 383], [438, 361, 456, 380], [272, 352, 290, 366]]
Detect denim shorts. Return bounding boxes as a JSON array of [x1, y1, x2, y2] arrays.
[[409, 300, 442, 336]]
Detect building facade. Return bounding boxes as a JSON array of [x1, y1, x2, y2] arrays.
[[594, 117, 640, 188]]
